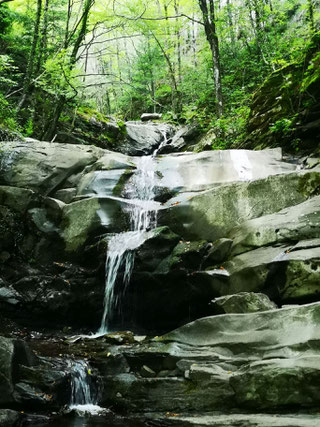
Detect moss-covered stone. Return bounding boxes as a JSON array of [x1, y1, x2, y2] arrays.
[[242, 33, 320, 153]]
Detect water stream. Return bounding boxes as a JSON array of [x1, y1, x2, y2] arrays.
[[69, 360, 104, 415], [66, 145, 162, 419], [98, 155, 159, 334]]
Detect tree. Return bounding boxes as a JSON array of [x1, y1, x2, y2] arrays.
[[18, 0, 42, 110], [198, 0, 223, 116], [42, 0, 95, 140], [307, 0, 316, 36]]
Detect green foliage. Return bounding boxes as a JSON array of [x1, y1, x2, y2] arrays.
[[270, 117, 296, 135], [0, 93, 19, 131], [0, 0, 318, 148], [24, 118, 34, 137], [210, 106, 250, 149], [0, 54, 20, 132], [301, 51, 320, 92]]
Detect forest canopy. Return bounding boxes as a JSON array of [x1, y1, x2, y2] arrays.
[[0, 0, 319, 146]]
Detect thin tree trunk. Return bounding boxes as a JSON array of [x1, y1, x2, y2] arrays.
[[43, 0, 94, 140], [36, 0, 50, 74], [192, 8, 198, 68], [151, 30, 181, 113], [226, 0, 235, 47], [18, 0, 42, 110], [70, 0, 94, 66], [307, 0, 315, 36], [174, 0, 182, 83], [198, 0, 224, 117]]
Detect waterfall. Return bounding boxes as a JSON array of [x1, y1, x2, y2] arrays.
[[69, 360, 104, 415], [98, 155, 159, 334]]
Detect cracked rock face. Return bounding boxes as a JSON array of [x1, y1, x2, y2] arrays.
[[0, 141, 319, 332], [0, 136, 320, 425]]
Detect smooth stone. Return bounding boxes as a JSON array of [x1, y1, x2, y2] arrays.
[[211, 292, 277, 313], [0, 186, 34, 213], [0, 410, 20, 427], [160, 169, 319, 241], [122, 122, 174, 156], [140, 365, 156, 378], [199, 240, 320, 302], [61, 196, 129, 252], [54, 188, 77, 204], [158, 413, 320, 426], [202, 238, 233, 267], [230, 195, 320, 256], [0, 141, 104, 195]]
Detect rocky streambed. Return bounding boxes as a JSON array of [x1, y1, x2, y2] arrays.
[[0, 122, 320, 426]]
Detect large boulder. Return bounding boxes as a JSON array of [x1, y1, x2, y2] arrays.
[[0, 410, 20, 427], [160, 169, 320, 241], [230, 195, 320, 256], [241, 34, 320, 152], [0, 141, 104, 195], [156, 125, 200, 154], [120, 122, 175, 156], [211, 292, 277, 314], [154, 413, 320, 426], [91, 302, 320, 414], [61, 197, 130, 253], [155, 148, 297, 195], [197, 239, 320, 303]]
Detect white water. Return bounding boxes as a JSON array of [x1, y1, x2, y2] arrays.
[[98, 155, 159, 334], [69, 360, 105, 415]]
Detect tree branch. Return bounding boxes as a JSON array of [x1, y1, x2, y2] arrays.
[[0, 0, 15, 5], [112, 0, 203, 26]]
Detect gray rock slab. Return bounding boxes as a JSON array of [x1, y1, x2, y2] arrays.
[[230, 195, 320, 256], [197, 240, 320, 301], [155, 148, 297, 194], [123, 122, 174, 155], [98, 302, 320, 413], [159, 170, 320, 241], [0, 186, 35, 213], [162, 302, 320, 349], [61, 196, 133, 252], [159, 413, 320, 427], [0, 141, 104, 195], [211, 292, 277, 313], [0, 409, 20, 427]]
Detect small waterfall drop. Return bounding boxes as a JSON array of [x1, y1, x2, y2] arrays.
[[69, 360, 104, 415], [98, 155, 159, 334]]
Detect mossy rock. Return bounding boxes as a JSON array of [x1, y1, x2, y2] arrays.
[[242, 33, 320, 153]]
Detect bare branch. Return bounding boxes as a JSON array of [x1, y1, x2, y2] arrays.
[[112, 0, 203, 25], [0, 0, 15, 5]]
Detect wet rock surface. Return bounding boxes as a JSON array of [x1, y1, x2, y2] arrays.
[[210, 292, 277, 313], [0, 140, 319, 332], [0, 133, 320, 424]]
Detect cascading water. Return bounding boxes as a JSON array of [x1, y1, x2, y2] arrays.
[[69, 360, 104, 415], [98, 155, 159, 334]]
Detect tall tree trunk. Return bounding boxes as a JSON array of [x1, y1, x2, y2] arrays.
[[174, 0, 182, 83], [226, 0, 235, 47], [43, 0, 94, 140], [192, 8, 198, 68], [198, 0, 223, 117], [151, 31, 181, 114], [247, 0, 268, 63], [307, 0, 315, 36], [36, 0, 50, 74], [70, 0, 94, 66], [18, 0, 42, 110]]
